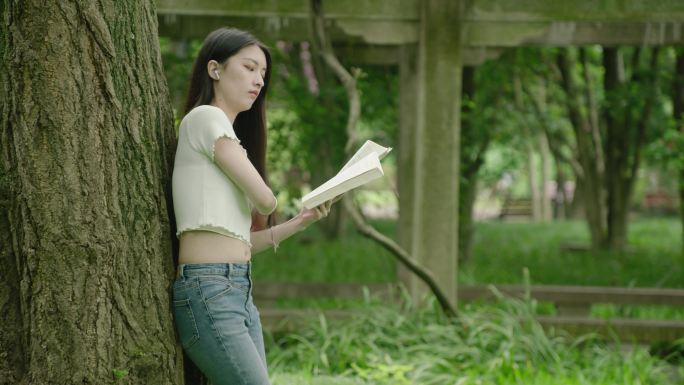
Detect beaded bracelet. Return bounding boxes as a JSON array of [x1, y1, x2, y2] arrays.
[[270, 226, 279, 253]]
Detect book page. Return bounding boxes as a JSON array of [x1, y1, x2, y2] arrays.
[[303, 153, 378, 199], [301, 140, 392, 209], [340, 140, 392, 173]]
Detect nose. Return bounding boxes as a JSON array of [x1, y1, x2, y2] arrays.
[[255, 73, 264, 88]]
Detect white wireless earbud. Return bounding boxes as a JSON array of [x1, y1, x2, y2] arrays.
[[213, 70, 220, 80]]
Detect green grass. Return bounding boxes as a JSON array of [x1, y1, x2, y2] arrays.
[[252, 219, 397, 283], [253, 217, 683, 288], [462, 218, 683, 288], [265, 294, 684, 385], [254, 217, 684, 384]]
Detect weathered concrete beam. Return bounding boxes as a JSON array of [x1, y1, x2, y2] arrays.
[[157, 0, 684, 46], [157, 13, 417, 45], [467, 0, 684, 23], [156, 0, 419, 44], [462, 47, 505, 65], [324, 45, 502, 66], [465, 21, 684, 47], [157, 0, 684, 23], [158, 13, 327, 42], [156, 0, 418, 20], [158, 14, 684, 48]]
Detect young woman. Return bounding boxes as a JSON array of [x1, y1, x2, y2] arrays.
[[171, 27, 335, 385]]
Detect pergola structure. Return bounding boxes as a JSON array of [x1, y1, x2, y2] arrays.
[[157, 0, 684, 308]]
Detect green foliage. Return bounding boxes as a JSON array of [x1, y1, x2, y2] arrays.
[[111, 368, 128, 380], [266, 291, 678, 384], [159, 37, 203, 120], [356, 66, 399, 145], [462, 218, 683, 288], [268, 42, 348, 184], [252, 218, 396, 283], [647, 119, 684, 171], [264, 44, 399, 214], [261, 217, 683, 382], [253, 218, 683, 288], [461, 52, 528, 185]]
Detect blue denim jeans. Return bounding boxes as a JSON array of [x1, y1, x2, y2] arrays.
[[172, 262, 270, 385]]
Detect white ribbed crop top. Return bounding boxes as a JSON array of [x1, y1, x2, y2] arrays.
[[172, 105, 253, 247]]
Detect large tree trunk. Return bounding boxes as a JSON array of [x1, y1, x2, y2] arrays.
[[557, 47, 660, 251], [602, 47, 630, 250], [526, 78, 574, 220], [0, 2, 181, 384], [603, 47, 660, 251], [513, 73, 541, 220], [557, 49, 607, 250], [535, 84, 553, 222]]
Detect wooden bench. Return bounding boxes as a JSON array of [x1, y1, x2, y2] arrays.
[[498, 198, 533, 219], [459, 284, 684, 316], [253, 282, 684, 342]]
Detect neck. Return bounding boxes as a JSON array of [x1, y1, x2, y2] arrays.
[[210, 98, 237, 124]]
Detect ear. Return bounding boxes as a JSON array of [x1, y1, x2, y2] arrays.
[[207, 60, 220, 80]]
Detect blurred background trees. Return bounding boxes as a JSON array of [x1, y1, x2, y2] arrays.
[[160, 37, 683, 257]]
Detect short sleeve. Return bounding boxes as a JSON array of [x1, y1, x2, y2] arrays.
[[187, 106, 240, 161]]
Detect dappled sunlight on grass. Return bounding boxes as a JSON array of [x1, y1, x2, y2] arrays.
[[461, 218, 683, 288], [254, 217, 683, 289]]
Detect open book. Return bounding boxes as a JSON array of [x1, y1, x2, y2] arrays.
[[302, 140, 392, 209]]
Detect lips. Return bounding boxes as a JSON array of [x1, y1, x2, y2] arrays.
[[248, 90, 259, 98]]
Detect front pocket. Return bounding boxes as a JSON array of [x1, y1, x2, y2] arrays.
[[172, 298, 200, 349], [173, 277, 199, 293], [199, 277, 235, 303]]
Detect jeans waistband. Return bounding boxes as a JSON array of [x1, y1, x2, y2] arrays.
[[176, 262, 251, 279]]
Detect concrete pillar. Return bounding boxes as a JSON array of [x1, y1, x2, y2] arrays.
[[397, 0, 463, 308], [397, 43, 418, 288]]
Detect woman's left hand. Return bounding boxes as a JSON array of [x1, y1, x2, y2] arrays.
[[298, 198, 337, 229]]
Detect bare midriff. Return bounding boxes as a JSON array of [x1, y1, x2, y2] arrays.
[[178, 230, 251, 264]]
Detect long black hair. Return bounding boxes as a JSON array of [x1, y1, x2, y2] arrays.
[[184, 27, 274, 229]]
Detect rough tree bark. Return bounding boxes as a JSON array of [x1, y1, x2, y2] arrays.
[[0, 2, 181, 384]]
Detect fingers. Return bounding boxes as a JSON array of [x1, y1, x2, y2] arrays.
[[308, 199, 337, 222], [315, 201, 332, 218], [320, 203, 330, 217]]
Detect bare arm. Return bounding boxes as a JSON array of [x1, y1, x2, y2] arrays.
[[250, 200, 335, 254], [213, 137, 277, 215]]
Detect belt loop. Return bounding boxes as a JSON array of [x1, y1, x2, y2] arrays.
[[177, 264, 185, 280], [247, 262, 253, 297], [226, 263, 231, 278]]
